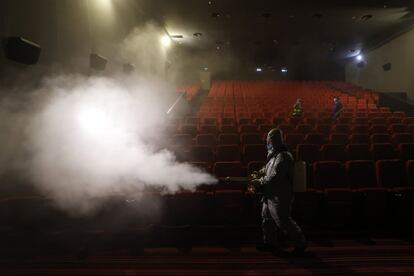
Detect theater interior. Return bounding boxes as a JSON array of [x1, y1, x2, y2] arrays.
[[1, 0, 414, 275]]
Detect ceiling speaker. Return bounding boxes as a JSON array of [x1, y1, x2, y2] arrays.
[[2, 36, 41, 64], [357, 61, 365, 68], [89, 53, 107, 71], [383, 63, 391, 71]]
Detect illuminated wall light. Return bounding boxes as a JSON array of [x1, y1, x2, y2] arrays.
[[161, 35, 172, 47], [256, 68, 262, 72], [281, 67, 288, 73], [356, 54, 363, 61]]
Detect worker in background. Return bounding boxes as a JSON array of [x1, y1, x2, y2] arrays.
[[251, 128, 307, 256], [291, 98, 303, 117], [332, 96, 344, 119]]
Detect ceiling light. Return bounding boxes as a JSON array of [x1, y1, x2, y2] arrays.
[[361, 14, 373, 21], [356, 54, 363, 61], [161, 35, 172, 47], [281, 67, 288, 73], [256, 68, 262, 72], [211, 12, 221, 18]]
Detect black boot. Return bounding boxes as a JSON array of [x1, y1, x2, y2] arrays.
[[256, 243, 276, 252], [291, 242, 308, 256]]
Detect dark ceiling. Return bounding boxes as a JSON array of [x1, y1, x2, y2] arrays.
[[140, 0, 414, 66]]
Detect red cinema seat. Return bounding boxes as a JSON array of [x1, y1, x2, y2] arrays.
[[346, 160, 377, 189], [202, 117, 218, 126], [321, 144, 347, 162], [393, 111, 405, 118], [240, 133, 263, 145], [338, 117, 352, 124], [199, 125, 219, 134], [288, 117, 301, 126], [346, 144, 371, 160], [216, 145, 241, 162], [402, 117, 414, 124], [278, 124, 295, 133], [333, 124, 351, 134], [305, 118, 317, 125], [296, 124, 314, 135], [398, 143, 414, 161], [353, 118, 369, 124], [180, 124, 198, 136], [171, 146, 188, 162], [329, 134, 350, 145], [370, 117, 386, 125], [258, 124, 274, 134], [213, 161, 246, 177], [255, 118, 270, 125], [189, 162, 211, 173], [185, 117, 198, 125], [243, 144, 267, 164], [387, 117, 402, 124], [221, 125, 238, 133], [376, 160, 406, 188], [214, 190, 244, 224], [370, 143, 397, 160], [285, 133, 304, 149], [313, 161, 347, 189], [239, 124, 258, 133], [296, 144, 320, 163], [172, 134, 193, 147], [304, 133, 325, 145], [350, 134, 370, 144], [389, 124, 407, 133], [273, 117, 286, 125], [318, 117, 334, 125], [188, 146, 215, 165], [370, 125, 388, 134], [196, 134, 217, 147], [315, 124, 331, 135], [406, 160, 414, 187], [238, 118, 252, 125], [392, 133, 413, 144], [370, 134, 391, 144], [346, 160, 390, 225], [352, 124, 370, 134], [218, 133, 239, 145], [221, 117, 236, 125]]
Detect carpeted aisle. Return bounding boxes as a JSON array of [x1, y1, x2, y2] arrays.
[[1, 239, 414, 275]]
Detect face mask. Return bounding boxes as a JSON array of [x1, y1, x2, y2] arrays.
[[267, 143, 273, 151]]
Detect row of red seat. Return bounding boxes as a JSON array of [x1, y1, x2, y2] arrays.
[[293, 143, 414, 162], [182, 115, 412, 125], [173, 124, 414, 137], [192, 117, 407, 130], [172, 132, 414, 148], [195, 159, 414, 190], [0, 187, 412, 233], [169, 143, 414, 171]]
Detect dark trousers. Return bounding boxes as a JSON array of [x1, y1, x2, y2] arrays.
[[262, 196, 306, 247]]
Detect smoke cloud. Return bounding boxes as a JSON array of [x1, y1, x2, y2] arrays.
[[0, 23, 217, 216], [0, 75, 216, 215]]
